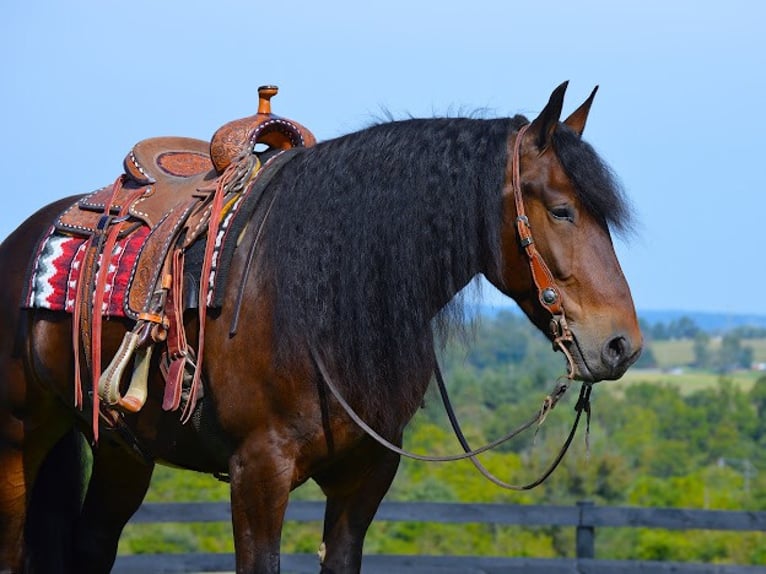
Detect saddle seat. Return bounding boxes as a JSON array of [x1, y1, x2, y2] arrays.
[[56, 85, 315, 434]]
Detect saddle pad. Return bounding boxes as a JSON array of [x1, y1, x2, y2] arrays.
[[25, 226, 150, 317], [26, 196, 239, 318], [25, 148, 304, 318]]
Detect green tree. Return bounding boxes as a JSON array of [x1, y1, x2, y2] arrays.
[[750, 375, 766, 442], [670, 316, 701, 339], [714, 332, 753, 373], [634, 345, 657, 368], [692, 331, 711, 368]]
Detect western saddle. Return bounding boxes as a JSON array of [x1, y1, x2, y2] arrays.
[[56, 86, 315, 440]]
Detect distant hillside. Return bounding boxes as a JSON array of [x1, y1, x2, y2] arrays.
[[638, 309, 766, 332], [476, 303, 766, 334]]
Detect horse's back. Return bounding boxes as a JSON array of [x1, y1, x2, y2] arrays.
[[4, 195, 80, 310], [1, 194, 82, 286], [0, 196, 81, 405]]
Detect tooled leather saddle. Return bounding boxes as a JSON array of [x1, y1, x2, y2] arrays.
[[55, 86, 315, 440]]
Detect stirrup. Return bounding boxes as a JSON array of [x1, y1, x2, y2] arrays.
[[117, 345, 154, 413], [98, 329, 153, 413]]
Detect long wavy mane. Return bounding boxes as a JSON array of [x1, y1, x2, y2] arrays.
[[258, 115, 630, 420]]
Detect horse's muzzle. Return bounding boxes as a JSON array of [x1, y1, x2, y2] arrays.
[[566, 331, 642, 382]]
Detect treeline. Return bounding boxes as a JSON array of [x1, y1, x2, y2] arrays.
[[641, 315, 702, 340], [638, 314, 761, 371], [121, 310, 766, 564], [642, 314, 766, 341]]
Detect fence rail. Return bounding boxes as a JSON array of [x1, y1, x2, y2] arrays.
[[114, 501, 766, 573]]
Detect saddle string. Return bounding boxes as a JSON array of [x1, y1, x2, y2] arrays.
[[311, 346, 587, 470], [72, 174, 145, 442], [185, 152, 260, 423]]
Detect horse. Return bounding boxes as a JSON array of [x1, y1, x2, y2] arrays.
[[0, 82, 642, 573]]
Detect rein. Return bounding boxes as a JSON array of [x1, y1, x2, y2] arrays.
[[433, 362, 592, 490], [310, 124, 593, 489], [311, 347, 591, 474]]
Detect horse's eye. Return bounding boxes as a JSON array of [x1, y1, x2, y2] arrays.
[[550, 205, 575, 222]]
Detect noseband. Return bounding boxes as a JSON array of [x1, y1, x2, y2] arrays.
[[508, 124, 576, 378]]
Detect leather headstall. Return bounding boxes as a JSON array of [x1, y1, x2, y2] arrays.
[[508, 124, 575, 375]]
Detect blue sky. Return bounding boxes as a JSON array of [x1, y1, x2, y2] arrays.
[[1, 1, 763, 315]]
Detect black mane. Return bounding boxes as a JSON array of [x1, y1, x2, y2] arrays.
[[258, 116, 630, 420]]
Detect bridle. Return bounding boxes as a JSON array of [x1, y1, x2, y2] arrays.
[[311, 124, 592, 490], [509, 123, 576, 378]]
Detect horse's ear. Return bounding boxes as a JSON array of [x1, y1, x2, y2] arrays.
[[527, 81, 568, 150], [563, 85, 598, 137]]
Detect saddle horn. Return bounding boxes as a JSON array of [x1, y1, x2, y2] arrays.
[[210, 85, 316, 174]]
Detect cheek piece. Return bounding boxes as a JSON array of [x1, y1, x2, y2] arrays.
[[506, 123, 575, 378]]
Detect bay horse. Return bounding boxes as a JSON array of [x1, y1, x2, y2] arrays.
[[0, 82, 641, 573]]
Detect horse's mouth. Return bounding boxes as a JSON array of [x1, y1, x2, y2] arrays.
[[559, 330, 640, 383], [560, 336, 595, 382]]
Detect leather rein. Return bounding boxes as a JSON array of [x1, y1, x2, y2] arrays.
[[311, 124, 593, 490]]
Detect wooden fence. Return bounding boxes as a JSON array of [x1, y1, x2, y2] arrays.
[[114, 500, 766, 573]]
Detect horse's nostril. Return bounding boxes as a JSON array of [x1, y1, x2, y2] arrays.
[[604, 335, 629, 367]]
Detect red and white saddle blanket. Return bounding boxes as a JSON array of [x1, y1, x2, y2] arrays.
[[26, 226, 150, 317]]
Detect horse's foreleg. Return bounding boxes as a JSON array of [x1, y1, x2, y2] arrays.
[[0, 353, 32, 572], [314, 441, 401, 574], [229, 438, 294, 574], [0, 420, 26, 572], [72, 439, 154, 573], [0, 383, 76, 573]]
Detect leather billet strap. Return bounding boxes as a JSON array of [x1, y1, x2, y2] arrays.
[[507, 124, 573, 353]]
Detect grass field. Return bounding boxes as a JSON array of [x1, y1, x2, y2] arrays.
[[743, 338, 766, 362], [620, 337, 766, 395], [648, 337, 766, 368], [619, 367, 759, 394]]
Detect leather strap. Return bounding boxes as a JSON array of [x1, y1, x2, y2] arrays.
[[185, 152, 259, 423], [163, 247, 188, 411], [311, 347, 566, 462], [508, 125, 574, 374], [73, 176, 145, 442], [229, 148, 302, 336], [311, 344, 591, 491], [509, 124, 564, 316], [433, 361, 590, 490]]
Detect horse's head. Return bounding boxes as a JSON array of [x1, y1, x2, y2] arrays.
[[488, 82, 642, 382]]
